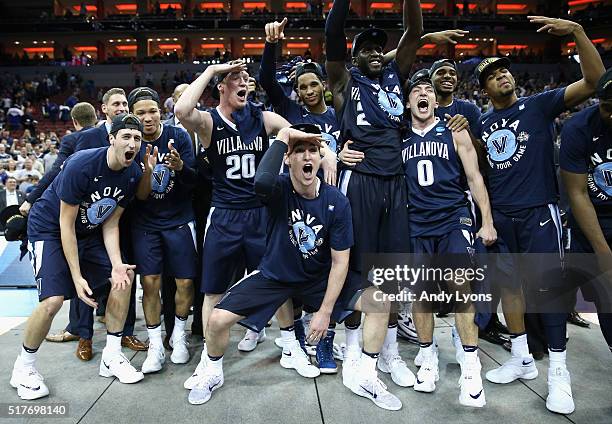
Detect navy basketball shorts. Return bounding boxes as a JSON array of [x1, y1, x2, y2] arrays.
[[131, 221, 198, 279], [201, 207, 267, 295], [492, 204, 565, 309], [27, 235, 112, 301], [338, 171, 410, 274], [215, 270, 362, 333]]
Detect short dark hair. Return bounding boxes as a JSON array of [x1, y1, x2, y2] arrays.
[[102, 88, 127, 105]]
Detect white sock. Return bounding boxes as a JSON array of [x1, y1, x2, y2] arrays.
[[549, 349, 567, 369], [207, 355, 223, 373], [420, 344, 434, 357], [173, 316, 187, 337], [510, 334, 530, 357], [281, 328, 296, 349], [147, 325, 163, 348], [106, 334, 122, 354], [463, 348, 479, 365], [20, 346, 37, 367], [345, 327, 361, 350], [383, 325, 398, 351], [359, 352, 378, 376]]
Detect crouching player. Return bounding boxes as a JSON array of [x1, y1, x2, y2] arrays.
[[10, 114, 147, 399], [188, 124, 404, 410]]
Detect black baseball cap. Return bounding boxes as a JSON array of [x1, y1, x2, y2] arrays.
[[127, 87, 160, 110], [474, 57, 511, 87], [110, 113, 143, 136], [351, 28, 388, 57], [407, 68, 433, 92], [0, 205, 27, 242], [429, 59, 457, 78], [287, 123, 322, 154], [597, 68, 612, 101], [295, 62, 325, 83]]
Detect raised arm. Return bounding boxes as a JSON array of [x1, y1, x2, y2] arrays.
[[260, 18, 292, 109], [455, 129, 496, 246], [383, 29, 469, 65], [324, 0, 350, 111], [394, 0, 424, 79], [529, 16, 605, 109]]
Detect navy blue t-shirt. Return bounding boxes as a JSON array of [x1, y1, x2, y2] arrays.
[[208, 107, 270, 209], [402, 121, 470, 236], [132, 124, 196, 230], [478, 88, 566, 210], [560, 105, 612, 231], [259, 175, 353, 283], [339, 61, 405, 176], [28, 147, 142, 241], [273, 98, 340, 153], [436, 98, 482, 139]]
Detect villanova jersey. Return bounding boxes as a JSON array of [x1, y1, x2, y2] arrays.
[[258, 175, 353, 283], [478, 88, 566, 210], [402, 121, 470, 236], [340, 61, 405, 176], [560, 105, 612, 231], [132, 124, 195, 230], [208, 107, 270, 209], [28, 148, 142, 241], [274, 98, 340, 153]]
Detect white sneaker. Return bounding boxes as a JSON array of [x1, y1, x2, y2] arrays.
[[346, 372, 402, 411], [238, 329, 265, 352], [276, 337, 344, 361], [280, 340, 320, 378], [397, 303, 420, 344], [184, 346, 207, 389], [170, 332, 190, 364], [10, 357, 49, 400], [546, 366, 574, 414], [414, 340, 438, 367], [188, 367, 224, 405], [99, 350, 144, 384], [451, 327, 464, 364], [459, 356, 486, 407], [414, 350, 439, 393], [485, 355, 538, 384], [378, 343, 415, 387], [141, 345, 166, 374], [341, 346, 361, 385]]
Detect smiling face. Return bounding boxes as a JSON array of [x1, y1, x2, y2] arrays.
[[354, 41, 384, 78], [286, 142, 322, 188], [102, 94, 128, 121], [219, 70, 250, 110], [109, 128, 142, 168], [408, 83, 437, 123], [5, 177, 17, 191], [131, 100, 161, 138], [297, 73, 325, 109], [431, 65, 458, 96], [483, 67, 516, 100]]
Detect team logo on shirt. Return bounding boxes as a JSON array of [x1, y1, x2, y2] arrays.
[[288, 208, 324, 259], [591, 162, 612, 198], [481, 118, 529, 170], [377, 88, 404, 117], [81, 187, 125, 228], [151, 163, 173, 195]]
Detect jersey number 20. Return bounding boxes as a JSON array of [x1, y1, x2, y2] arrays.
[[226, 154, 256, 179], [417, 159, 434, 187]]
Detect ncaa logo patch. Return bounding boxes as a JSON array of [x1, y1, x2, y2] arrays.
[[486, 129, 517, 162]]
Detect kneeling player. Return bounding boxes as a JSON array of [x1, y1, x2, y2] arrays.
[[188, 125, 402, 411], [402, 72, 497, 407], [10, 114, 147, 400]]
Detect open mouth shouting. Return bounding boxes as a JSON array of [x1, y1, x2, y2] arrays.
[[124, 151, 135, 162], [302, 163, 314, 180], [236, 89, 247, 102], [417, 98, 430, 114]]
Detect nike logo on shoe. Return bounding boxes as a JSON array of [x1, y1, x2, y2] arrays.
[[20, 384, 41, 391], [283, 352, 292, 357], [360, 385, 377, 398], [416, 378, 424, 385], [522, 360, 533, 366], [470, 389, 483, 399], [103, 361, 111, 369], [209, 381, 220, 391]]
